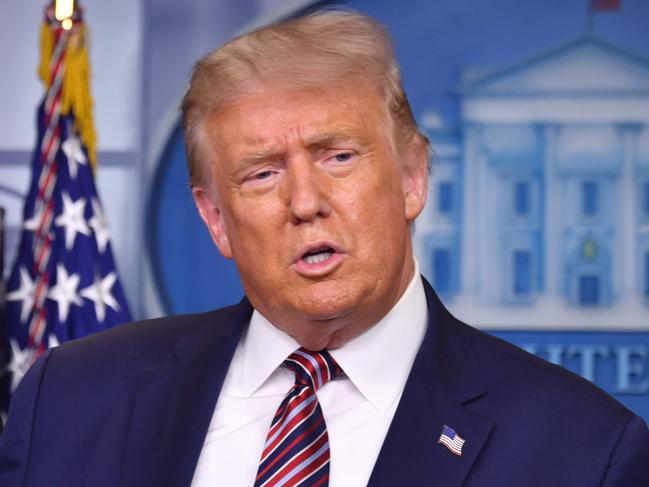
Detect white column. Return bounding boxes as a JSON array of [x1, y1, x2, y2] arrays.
[[477, 151, 490, 303], [543, 125, 560, 302], [620, 125, 639, 301], [461, 126, 479, 302]]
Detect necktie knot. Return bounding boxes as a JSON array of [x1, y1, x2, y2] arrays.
[[284, 348, 342, 391]]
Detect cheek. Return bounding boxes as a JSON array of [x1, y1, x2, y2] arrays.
[[362, 173, 407, 221], [345, 185, 408, 253], [225, 199, 286, 255]]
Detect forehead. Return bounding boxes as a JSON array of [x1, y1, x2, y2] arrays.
[[204, 84, 391, 160]]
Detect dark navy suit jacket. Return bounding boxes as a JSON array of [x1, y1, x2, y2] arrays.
[[1, 279, 648, 486]]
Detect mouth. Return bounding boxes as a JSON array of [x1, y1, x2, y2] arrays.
[[302, 247, 335, 264], [293, 242, 345, 277]]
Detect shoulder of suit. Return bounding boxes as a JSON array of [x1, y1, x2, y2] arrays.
[[47, 302, 246, 374], [450, 316, 634, 422]]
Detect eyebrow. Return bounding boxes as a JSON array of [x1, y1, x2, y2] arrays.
[[302, 128, 364, 148], [232, 128, 368, 172], [235, 149, 279, 167]]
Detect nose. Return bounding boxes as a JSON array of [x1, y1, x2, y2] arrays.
[[285, 157, 331, 224]]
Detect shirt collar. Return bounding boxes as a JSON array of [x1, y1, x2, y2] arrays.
[[329, 262, 428, 413], [236, 261, 428, 413], [236, 310, 300, 397]]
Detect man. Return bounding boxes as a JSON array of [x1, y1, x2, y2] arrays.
[[1, 10, 648, 487]]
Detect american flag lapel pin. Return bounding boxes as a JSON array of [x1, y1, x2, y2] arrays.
[[438, 425, 466, 456]]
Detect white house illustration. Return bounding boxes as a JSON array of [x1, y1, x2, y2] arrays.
[[415, 35, 649, 329]]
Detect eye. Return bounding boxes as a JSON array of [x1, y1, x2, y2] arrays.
[[254, 170, 274, 180], [333, 152, 353, 162], [242, 167, 278, 186], [326, 151, 356, 165], [321, 150, 357, 174]]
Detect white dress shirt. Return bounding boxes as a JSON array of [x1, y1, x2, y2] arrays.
[[191, 265, 428, 486]]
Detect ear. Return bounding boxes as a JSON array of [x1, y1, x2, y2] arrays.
[[192, 186, 233, 259], [401, 134, 429, 222]]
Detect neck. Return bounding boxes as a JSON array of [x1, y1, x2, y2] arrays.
[[271, 259, 417, 350]]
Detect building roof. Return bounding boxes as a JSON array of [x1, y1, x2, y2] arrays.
[[458, 35, 649, 96]]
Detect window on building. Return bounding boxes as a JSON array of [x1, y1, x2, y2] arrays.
[[513, 250, 532, 296], [438, 182, 453, 214], [514, 182, 530, 216], [579, 275, 600, 306], [582, 182, 598, 217], [433, 248, 451, 293]]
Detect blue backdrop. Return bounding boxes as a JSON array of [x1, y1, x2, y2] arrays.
[[148, 0, 649, 421]]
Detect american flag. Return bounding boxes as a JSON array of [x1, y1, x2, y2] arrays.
[[2, 4, 131, 395], [438, 425, 466, 456]]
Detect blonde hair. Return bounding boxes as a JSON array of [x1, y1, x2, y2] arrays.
[[181, 9, 425, 186]]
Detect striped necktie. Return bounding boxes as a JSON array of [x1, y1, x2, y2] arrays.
[[254, 348, 343, 487]]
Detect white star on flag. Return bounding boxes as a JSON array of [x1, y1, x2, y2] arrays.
[[81, 272, 120, 323], [61, 132, 88, 179], [24, 207, 55, 241], [47, 264, 82, 322], [48, 334, 60, 349], [6, 267, 36, 323], [89, 198, 111, 253], [8, 339, 37, 392], [24, 207, 43, 232], [55, 192, 90, 250]]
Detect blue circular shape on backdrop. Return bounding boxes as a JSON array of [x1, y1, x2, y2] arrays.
[[147, 125, 243, 314]]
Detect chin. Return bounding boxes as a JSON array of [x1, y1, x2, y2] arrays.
[[291, 283, 364, 322], [293, 299, 350, 323]]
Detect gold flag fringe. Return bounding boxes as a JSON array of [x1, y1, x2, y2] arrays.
[[38, 20, 97, 171]]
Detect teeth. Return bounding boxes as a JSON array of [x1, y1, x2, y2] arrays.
[[304, 251, 333, 264]]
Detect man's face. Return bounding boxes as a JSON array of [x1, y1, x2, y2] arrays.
[[193, 83, 428, 349]]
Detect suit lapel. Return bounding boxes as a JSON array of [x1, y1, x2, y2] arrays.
[[117, 280, 493, 486], [119, 300, 252, 487], [368, 279, 494, 487]]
